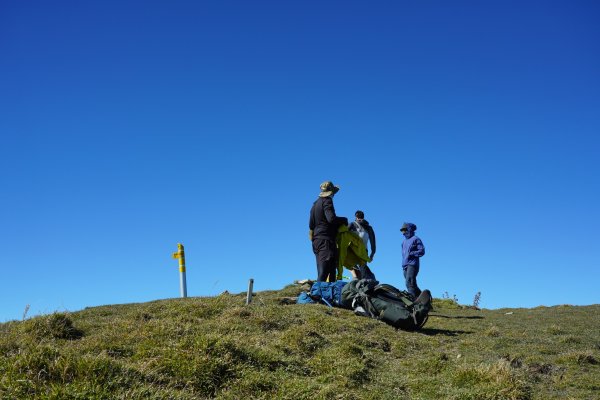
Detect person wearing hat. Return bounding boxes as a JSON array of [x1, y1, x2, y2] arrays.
[[309, 181, 348, 282], [400, 222, 425, 298]]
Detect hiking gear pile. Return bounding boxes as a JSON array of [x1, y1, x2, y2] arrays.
[[297, 279, 432, 331]]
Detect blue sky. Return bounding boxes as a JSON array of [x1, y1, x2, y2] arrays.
[[1, 1, 599, 321]]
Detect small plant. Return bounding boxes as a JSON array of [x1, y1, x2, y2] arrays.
[[546, 324, 564, 335], [560, 351, 598, 366], [442, 292, 459, 304], [473, 292, 482, 308], [484, 325, 500, 337], [22, 304, 30, 321]]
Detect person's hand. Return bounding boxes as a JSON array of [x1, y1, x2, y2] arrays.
[[308, 230, 314, 241], [369, 254, 374, 262]]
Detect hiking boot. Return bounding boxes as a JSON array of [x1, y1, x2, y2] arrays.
[[413, 290, 432, 309], [411, 290, 432, 330]]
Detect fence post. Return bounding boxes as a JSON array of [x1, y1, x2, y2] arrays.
[[246, 278, 254, 305]]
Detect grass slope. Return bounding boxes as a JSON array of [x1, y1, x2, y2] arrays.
[[1, 284, 599, 400]]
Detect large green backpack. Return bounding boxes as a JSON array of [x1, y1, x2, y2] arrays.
[[341, 280, 432, 331]]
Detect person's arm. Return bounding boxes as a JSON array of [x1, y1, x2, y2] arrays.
[[322, 197, 336, 223], [410, 238, 425, 258], [323, 197, 347, 226], [368, 226, 376, 259], [308, 206, 315, 241]]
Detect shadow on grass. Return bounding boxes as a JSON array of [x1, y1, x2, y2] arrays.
[[418, 327, 474, 336], [430, 314, 484, 320]]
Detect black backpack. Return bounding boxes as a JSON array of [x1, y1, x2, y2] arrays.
[[341, 279, 432, 331]]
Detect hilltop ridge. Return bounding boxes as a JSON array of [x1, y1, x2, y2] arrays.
[[1, 283, 598, 399]]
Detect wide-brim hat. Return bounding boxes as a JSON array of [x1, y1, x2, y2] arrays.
[[319, 181, 340, 197]]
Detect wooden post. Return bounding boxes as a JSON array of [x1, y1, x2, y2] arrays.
[[246, 278, 254, 305]]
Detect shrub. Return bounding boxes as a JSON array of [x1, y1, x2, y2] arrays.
[[451, 360, 532, 400], [22, 313, 83, 340]]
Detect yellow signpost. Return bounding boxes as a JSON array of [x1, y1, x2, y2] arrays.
[[172, 243, 187, 298]]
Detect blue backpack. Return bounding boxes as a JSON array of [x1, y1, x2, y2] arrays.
[[297, 281, 348, 307]]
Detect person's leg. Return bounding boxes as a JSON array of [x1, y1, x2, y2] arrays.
[[313, 239, 336, 282], [362, 265, 376, 281], [326, 264, 336, 282], [316, 262, 329, 281], [313, 239, 327, 281], [326, 242, 338, 282], [413, 265, 421, 297], [404, 265, 421, 298]]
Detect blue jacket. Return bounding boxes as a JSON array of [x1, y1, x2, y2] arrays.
[[402, 235, 425, 268]]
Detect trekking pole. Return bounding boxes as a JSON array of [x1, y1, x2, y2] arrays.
[[171, 243, 188, 298], [246, 278, 254, 305]]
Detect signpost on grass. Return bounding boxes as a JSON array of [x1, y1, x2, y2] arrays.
[[172, 243, 187, 298]]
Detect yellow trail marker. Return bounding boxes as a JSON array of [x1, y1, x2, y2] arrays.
[[172, 243, 187, 298]]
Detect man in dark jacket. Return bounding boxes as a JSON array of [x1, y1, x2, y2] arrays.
[[309, 181, 348, 282], [400, 222, 425, 298]]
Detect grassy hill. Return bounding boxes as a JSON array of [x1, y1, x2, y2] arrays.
[[1, 283, 598, 399]]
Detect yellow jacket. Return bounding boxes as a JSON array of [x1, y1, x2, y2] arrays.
[[336, 225, 370, 280]]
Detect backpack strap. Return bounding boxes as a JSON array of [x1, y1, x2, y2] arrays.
[[354, 221, 364, 232], [351, 280, 379, 317], [353, 292, 378, 318], [320, 297, 333, 308]]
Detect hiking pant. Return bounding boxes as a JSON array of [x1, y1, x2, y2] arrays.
[[312, 238, 337, 282], [403, 265, 421, 299]]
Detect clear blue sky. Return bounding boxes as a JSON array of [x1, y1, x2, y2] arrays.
[[1, 1, 599, 322]]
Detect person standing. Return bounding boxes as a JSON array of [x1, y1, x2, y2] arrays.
[[348, 210, 377, 280], [309, 181, 348, 282], [400, 222, 425, 298]]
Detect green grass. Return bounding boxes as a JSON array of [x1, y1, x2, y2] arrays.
[[1, 284, 598, 399]]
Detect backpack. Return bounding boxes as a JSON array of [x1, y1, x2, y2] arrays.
[[297, 281, 348, 307], [341, 279, 432, 331]]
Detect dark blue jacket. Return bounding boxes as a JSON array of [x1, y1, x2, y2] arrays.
[[402, 235, 425, 268]]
